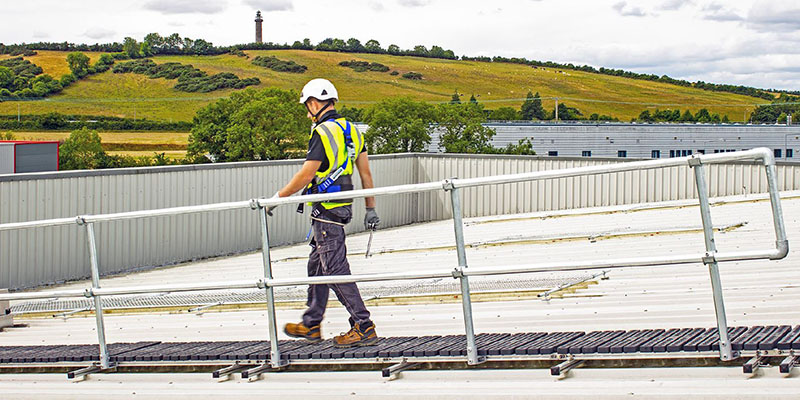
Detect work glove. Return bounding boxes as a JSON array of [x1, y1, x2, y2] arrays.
[[365, 207, 380, 230], [266, 192, 280, 216]]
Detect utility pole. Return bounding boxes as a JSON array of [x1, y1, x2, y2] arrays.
[[17, 102, 21, 122], [554, 97, 559, 123]]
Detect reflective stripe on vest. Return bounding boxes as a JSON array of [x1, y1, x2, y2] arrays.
[[309, 118, 363, 209]]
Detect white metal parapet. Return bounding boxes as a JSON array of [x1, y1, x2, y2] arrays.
[[0, 148, 789, 372]]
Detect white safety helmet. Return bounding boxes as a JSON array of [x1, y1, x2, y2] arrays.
[[299, 78, 339, 104]]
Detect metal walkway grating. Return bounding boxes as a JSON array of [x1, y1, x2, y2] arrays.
[[1, 325, 798, 364], [10, 272, 598, 315]]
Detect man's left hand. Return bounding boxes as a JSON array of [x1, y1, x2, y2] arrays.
[[365, 207, 380, 230]]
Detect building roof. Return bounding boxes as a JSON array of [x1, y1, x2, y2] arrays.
[[3, 191, 799, 396]]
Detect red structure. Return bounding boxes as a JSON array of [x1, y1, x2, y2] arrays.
[[0, 141, 60, 174]]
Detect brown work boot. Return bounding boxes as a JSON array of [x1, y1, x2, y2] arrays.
[[284, 322, 322, 343], [333, 322, 378, 348]]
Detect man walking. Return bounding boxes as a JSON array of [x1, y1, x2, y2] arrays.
[[271, 78, 380, 347]]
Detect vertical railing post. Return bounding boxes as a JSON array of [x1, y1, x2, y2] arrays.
[[253, 200, 287, 369], [762, 154, 789, 259], [80, 219, 111, 369], [444, 180, 483, 365], [689, 158, 735, 361]]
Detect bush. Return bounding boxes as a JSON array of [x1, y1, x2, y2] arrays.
[[401, 72, 423, 80], [0, 113, 192, 131], [59, 128, 105, 170], [252, 56, 307, 73], [390, 70, 399, 76], [339, 60, 390, 73], [113, 59, 260, 93]]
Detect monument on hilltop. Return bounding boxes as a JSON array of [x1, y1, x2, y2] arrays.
[[255, 11, 264, 43]]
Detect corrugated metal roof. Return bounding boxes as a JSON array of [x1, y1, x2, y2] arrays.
[[2, 191, 798, 395]]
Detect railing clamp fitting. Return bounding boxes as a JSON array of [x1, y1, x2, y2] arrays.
[[442, 179, 456, 191], [83, 288, 93, 298], [702, 251, 717, 265], [452, 267, 465, 279], [249, 198, 262, 210], [256, 279, 268, 289], [688, 156, 702, 167], [75, 216, 87, 226]]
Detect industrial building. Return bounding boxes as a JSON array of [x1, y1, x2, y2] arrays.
[[424, 123, 800, 161]]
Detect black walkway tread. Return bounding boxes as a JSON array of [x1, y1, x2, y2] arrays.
[[777, 326, 800, 350], [1, 326, 798, 364], [557, 330, 625, 354], [644, 328, 705, 353], [481, 332, 548, 356]]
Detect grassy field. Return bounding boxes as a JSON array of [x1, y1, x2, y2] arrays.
[[0, 50, 764, 122], [6, 131, 188, 156]]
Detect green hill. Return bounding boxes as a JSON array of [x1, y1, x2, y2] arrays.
[[0, 50, 765, 122]]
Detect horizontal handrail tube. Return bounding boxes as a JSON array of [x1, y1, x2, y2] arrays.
[[0, 217, 79, 232], [0, 148, 772, 232], [450, 148, 770, 190], [0, 248, 778, 302]]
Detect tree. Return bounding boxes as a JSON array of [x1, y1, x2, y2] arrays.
[[520, 91, 546, 120], [187, 87, 308, 162], [695, 108, 712, 123], [143, 33, 164, 53], [122, 37, 140, 58], [555, 102, 583, 120], [387, 44, 400, 54], [680, 109, 695, 122], [345, 38, 364, 52], [365, 39, 382, 53], [66, 52, 90, 78], [488, 107, 519, 120], [59, 128, 105, 170], [362, 97, 436, 154], [501, 138, 536, 155], [436, 102, 496, 153], [469, 94, 478, 104], [450, 90, 461, 104], [163, 33, 184, 54]]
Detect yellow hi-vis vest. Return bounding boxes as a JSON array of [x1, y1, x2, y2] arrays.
[[307, 117, 363, 210]]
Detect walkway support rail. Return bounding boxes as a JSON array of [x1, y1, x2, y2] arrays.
[[0, 148, 789, 369]]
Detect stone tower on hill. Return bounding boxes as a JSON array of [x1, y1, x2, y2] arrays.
[[255, 11, 263, 43]]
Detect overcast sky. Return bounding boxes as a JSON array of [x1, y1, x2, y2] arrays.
[[2, 0, 799, 90]]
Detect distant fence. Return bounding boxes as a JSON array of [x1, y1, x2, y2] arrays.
[[2, 153, 799, 290]]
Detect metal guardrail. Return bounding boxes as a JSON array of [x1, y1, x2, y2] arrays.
[[0, 148, 789, 371]]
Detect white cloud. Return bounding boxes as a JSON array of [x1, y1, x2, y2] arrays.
[[658, 0, 692, 11], [242, 0, 293, 12], [83, 27, 116, 40], [398, 0, 431, 7], [32, 31, 50, 39], [746, 1, 800, 31], [143, 0, 227, 15], [368, 1, 384, 11], [612, 1, 647, 17], [702, 3, 742, 21]]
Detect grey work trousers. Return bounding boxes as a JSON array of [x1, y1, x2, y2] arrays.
[[301, 206, 371, 328]]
